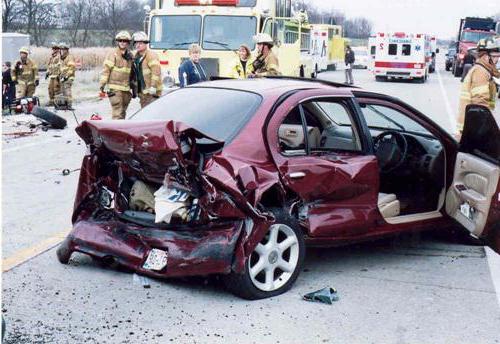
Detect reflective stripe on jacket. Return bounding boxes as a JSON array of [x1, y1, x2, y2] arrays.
[[11, 58, 38, 85], [100, 48, 133, 92], [457, 63, 496, 132], [253, 51, 280, 77], [60, 54, 76, 81], [136, 49, 162, 96], [47, 55, 61, 79]]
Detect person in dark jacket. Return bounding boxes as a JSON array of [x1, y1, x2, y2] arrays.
[[344, 45, 355, 85], [178, 44, 207, 87], [461, 49, 476, 82], [2, 62, 15, 111]]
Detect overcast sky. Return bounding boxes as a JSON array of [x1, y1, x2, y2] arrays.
[[310, 0, 499, 39]]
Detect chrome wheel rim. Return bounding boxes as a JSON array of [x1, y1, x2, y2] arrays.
[[248, 223, 299, 292]]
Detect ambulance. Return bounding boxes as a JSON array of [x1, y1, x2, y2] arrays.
[[373, 32, 432, 83], [309, 24, 346, 75]]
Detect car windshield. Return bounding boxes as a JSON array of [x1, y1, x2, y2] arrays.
[[361, 104, 430, 134], [202, 15, 257, 50], [462, 31, 494, 43], [149, 15, 201, 49], [130, 88, 262, 143]]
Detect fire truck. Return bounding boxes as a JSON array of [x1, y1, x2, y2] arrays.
[[145, 0, 346, 86], [372, 32, 433, 83], [452, 17, 499, 77]]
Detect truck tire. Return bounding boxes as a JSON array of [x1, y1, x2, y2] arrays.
[[32, 106, 67, 129]]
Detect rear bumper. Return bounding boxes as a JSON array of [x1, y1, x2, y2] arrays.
[[57, 218, 244, 278], [374, 68, 426, 79]]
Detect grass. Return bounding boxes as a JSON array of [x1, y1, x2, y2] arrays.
[[31, 47, 115, 70]]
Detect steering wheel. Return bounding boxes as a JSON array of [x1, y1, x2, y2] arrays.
[[373, 131, 408, 174]]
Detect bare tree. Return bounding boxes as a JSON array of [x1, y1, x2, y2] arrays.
[[344, 17, 373, 39], [96, 0, 144, 45], [17, 0, 58, 45], [62, 0, 97, 47], [2, 0, 22, 31]]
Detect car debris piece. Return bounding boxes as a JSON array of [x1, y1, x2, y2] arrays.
[[129, 180, 156, 213], [62, 168, 80, 176], [303, 287, 340, 305], [133, 273, 152, 288]]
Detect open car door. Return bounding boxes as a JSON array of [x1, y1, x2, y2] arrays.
[[445, 105, 500, 253]]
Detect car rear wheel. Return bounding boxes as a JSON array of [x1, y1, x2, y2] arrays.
[[224, 208, 305, 300]]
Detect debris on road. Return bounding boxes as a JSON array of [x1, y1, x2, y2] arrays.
[[61, 168, 80, 176], [133, 273, 152, 288], [303, 287, 340, 305]]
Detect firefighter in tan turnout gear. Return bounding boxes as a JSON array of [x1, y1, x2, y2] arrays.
[[132, 31, 162, 108], [457, 37, 500, 136], [46, 42, 61, 106], [249, 33, 281, 78], [59, 43, 76, 109], [11, 47, 39, 98], [100, 31, 134, 119]]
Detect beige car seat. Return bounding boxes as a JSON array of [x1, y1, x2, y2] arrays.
[[378, 192, 400, 218], [279, 124, 321, 149]]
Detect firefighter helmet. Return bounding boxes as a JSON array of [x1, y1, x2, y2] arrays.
[[115, 31, 132, 41], [477, 37, 500, 52], [19, 47, 29, 54], [132, 31, 149, 43], [253, 33, 274, 46], [59, 42, 69, 49]]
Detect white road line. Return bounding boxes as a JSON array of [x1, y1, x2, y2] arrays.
[[485, 248, 500, 308], [436, 67, 456, 133]]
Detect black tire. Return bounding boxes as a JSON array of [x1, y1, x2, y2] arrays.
[[224, 208, 305, 300], [445, 64, 451, 71], [32, 106, 67, 129]]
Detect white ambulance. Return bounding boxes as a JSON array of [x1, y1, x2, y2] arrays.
[[373, 32, 432, 83]]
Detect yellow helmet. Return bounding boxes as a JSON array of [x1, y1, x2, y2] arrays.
[[115, 31, 132, 41], [19, 46, 29, 54], [132, 31, 149, 43]]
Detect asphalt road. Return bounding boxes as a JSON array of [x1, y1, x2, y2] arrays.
[[2, 57, 499, 343]]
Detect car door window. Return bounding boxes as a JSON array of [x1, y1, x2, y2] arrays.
[[304, 100, 361, 152], [360, 103, 431, 135], [278, 106, 306, 155]]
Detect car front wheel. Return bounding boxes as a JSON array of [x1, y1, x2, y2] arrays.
[[224, 208, 305, 300]]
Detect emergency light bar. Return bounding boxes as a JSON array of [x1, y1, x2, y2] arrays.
[[175, 0, 239, 5]]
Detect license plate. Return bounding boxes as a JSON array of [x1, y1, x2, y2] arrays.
[[460, 203, 473, 220], [143, 249, 168, 271]]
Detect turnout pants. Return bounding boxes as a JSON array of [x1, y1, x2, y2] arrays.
[[16, 82, 36, 98], [139, 93, 157, 108], [109, 90, 132, 120], [48, 78, 60, 104], [61, 80, 73, 106]]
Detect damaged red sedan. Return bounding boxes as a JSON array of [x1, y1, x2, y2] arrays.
[[57, 78, 500, 299]]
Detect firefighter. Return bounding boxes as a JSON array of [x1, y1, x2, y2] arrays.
[[132, 31, 162, 108], [46, 42, 61, 106], [178, 44, 207, 87], [99, 31, 134, 119], [249, 33, 280, 77], [457, 37, 500, 137], [11, 47, 39, 98], [58, 43, 76, 109], [229, 44, 254, 79]]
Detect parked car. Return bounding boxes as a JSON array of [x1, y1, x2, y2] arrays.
[[57, 78, 500, 299], [445, 47, 457, 71], [352, 47, 369, 69]]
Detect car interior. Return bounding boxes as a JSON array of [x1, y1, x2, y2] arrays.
[[278, 99, 446, 219]]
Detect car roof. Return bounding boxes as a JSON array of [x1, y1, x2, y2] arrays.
[[189, 77, 357, 96]]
